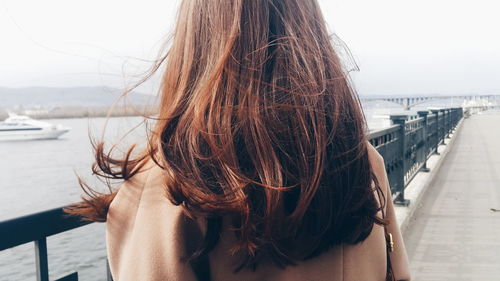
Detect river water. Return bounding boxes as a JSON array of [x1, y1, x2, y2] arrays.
[[0, 100, 462, 280], [0, 116, 146, 281]]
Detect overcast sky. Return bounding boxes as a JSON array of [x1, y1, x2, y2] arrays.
[[1, 0, 499, 96]]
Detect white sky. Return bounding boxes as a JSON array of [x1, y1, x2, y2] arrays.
[[1, 0, 499, 96]]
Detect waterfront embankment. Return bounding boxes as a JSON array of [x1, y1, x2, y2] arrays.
[[0, 105, 157, 120], [404, 110, 500, 280]]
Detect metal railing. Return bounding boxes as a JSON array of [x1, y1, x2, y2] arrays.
[[0, 207, 97, 281], [0, 107, 464, 280], [368, 107, 463, 205]]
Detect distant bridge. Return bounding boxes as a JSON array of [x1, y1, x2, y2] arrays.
[[361, 94, 500, 110]]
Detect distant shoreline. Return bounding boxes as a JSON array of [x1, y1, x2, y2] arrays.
[[0, 105, 157, 120]]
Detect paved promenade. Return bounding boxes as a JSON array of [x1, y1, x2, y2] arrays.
[[405, 110, 500, 281]]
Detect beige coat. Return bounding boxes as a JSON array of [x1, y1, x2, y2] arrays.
[[106, 144, 411, 281]]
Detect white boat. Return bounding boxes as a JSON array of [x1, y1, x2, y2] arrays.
[[0, 113, 70, 141]]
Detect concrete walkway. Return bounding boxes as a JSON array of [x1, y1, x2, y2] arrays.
[[404, 110, 500, 281]]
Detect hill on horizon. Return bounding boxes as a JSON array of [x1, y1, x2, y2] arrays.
[[0, 86, 154, 109]]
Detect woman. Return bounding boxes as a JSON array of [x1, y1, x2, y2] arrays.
[[67, 0, 410, 280]]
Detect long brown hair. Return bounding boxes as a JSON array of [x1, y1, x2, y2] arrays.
[[67, 0, 386, 270]]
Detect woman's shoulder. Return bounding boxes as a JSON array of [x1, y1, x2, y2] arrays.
[[366, 141, 389, 194], [366, 141, 384, 167], [107, 159, 178, 220], [106, 160, 201, 280]]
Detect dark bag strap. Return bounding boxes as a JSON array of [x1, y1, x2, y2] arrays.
[[383, 221, 396, 281], [378, 189, 396, 281]]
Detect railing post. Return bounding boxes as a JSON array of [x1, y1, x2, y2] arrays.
[[389, 114, 410, 206], [450, 108, 453, 129], [455, 107, 463, 126], [430, 109, 441, 155], [428, 112, 437, 155], [452, 108, 457, 130], [417, 111, 431, 172], [454, 108, 458, 127], [444, 109, 448, 133], [454, 108, 459, 127], [35, 238, 49, 281], [445, 109, 451, 138], [440, 109, 448, 139], [431, 109, 442, 147]]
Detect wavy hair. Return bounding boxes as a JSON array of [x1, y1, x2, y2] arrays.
[[66, 0, 386, 270]]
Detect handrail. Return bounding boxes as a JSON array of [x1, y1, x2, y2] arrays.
[[0, 207, 91, 251], [368, 124, 400, 139], [0, 207, 95, 281], [0, 106, 464, 281], [368, 107, 463, 205]]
